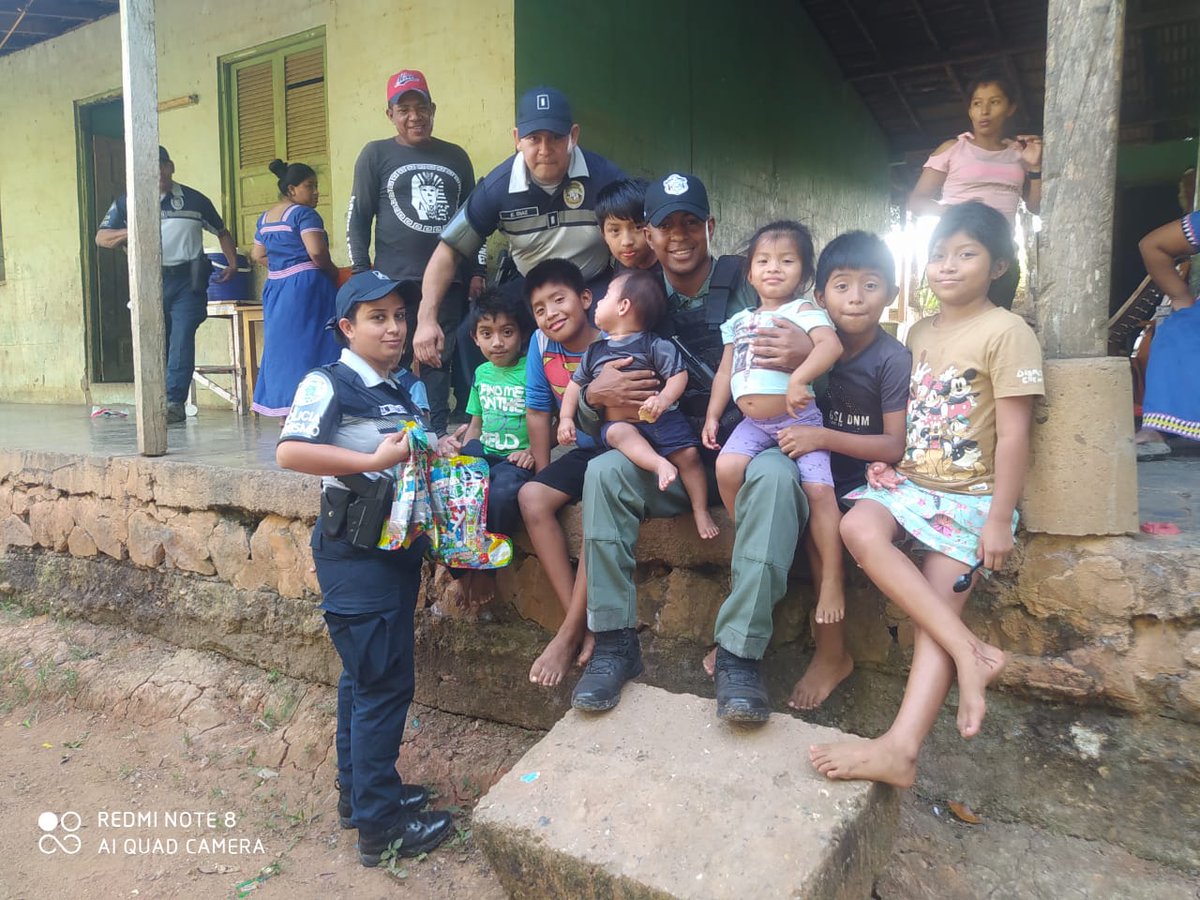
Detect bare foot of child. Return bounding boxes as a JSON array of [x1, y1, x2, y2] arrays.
[[654, 459, 678, 491], [814, 582, 845, 624], [788, 648, 853, 710], [575, 630, 595, 668], [529, 632, 577, 687], [461, 570, 495, 609], [809, 736, 917, 788], [701, 644, 717, 678], [955, 639, 1008, 738], [693, 508, 720, 540]]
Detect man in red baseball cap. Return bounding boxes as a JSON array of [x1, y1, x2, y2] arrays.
[[346, 68, 480, 435]]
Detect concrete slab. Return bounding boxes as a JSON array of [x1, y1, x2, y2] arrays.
[[474, 683, 898, 900]]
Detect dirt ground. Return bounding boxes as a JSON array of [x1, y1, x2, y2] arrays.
[[0, 608, 1196, 900]]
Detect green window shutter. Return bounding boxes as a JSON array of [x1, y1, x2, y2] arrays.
[[222, 32, 329, 249], [284, 47, 327, 161], [236, 62, 276, 170]]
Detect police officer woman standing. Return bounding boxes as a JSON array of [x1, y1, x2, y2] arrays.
[[276, 270, 452, 866]]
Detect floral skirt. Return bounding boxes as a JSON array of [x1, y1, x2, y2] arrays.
[[846, 480, 1018, 566]]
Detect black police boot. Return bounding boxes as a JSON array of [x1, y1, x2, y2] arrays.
[[714, 646, 771, 723], [336, 778, 430, 829], [166, 402, 187, 424], [357, 810, 454, 867], [570, 627, 643, 712]]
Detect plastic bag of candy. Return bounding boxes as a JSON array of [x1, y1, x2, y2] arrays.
[[379, 425, 512, 569]]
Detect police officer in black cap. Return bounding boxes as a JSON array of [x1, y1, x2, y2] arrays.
[[276, 270, 452, 866]]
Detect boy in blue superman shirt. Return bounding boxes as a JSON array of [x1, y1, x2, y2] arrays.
[[518, 259, 604, 689]]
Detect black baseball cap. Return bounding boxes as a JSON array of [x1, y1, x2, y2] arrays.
[[644, 173, 710, 227], [159, 145, 171, 163], [516, 86, 573, 138], [327, 270, 401, 329]]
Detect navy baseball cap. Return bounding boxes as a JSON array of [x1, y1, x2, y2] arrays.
[[644, 173, 711, 227], [328, 270, 401, 329], [516, 86, 573, 138], [159, 145, 171, 163]]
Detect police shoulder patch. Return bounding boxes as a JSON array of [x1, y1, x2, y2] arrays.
[[293, 371, 333, 407]]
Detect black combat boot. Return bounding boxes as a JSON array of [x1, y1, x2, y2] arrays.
[[570, 627, 643, 712], [714, 646, 771, 723]]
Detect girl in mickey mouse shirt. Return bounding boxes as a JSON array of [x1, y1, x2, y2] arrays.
[[810, 202, 1044, 789]]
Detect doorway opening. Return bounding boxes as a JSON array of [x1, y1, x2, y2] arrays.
[[77, 94, 133, 384]]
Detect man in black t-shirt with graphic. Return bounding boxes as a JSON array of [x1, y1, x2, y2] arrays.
[[347, 69, 479, 434]]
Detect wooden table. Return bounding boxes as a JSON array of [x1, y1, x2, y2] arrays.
[[191, 301, 263, 415]]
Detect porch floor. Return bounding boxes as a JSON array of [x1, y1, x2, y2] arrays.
[[0, 403, 1195, 539]]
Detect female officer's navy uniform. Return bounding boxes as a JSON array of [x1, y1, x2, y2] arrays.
[[279, 312, 449, 863]]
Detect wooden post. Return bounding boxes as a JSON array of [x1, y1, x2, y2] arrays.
[[120, 0, 167, 455], [1036, 0, 1126, 358]]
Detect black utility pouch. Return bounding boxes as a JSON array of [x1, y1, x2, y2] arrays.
[[319, 487, 352, 539], [340, 474, 396, 550], [190, 255, 214, 293]]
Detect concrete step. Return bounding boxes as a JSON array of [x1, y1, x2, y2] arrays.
[[474, 683, 898, 899]]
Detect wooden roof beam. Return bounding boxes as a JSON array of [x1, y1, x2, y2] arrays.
[[908, 0, 969, 101], [889, 74, 926, 138], [839, 0, 880, 59], [977, 0, 1036, 125], [846, 43, 1044, 82]]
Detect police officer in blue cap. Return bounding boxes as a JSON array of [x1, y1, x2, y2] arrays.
[[276, 270, 452, 866], [413, 85, 626, 369]]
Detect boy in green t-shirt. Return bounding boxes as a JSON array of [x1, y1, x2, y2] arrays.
[[444, 288, 536, 606], [455, 288, 536, 538]]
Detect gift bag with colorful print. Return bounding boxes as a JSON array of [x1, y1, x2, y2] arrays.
[[425, 453, 513, 568], [379, 423, 433, 550], [378, 424, 512, 569]]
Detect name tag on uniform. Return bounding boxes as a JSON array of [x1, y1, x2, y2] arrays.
[[499, 207, 538, 221]]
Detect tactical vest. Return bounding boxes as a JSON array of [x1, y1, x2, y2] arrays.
[[658, 254, 745, 431], [324, 360, 425, 423], [660, 254, 743, 375]]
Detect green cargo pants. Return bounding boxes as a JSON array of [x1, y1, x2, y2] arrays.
[[582, 447, 809, 659]]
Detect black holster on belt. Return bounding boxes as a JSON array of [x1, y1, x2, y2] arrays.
[[189, 255, 214, 293], [321, 474, 395, 549]]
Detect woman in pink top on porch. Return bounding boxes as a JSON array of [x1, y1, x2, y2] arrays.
[[909, 73, 1043, 306], [909, 74, 1042, 223]]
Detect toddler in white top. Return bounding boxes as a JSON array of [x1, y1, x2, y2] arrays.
[[703, 220, 846, 625]]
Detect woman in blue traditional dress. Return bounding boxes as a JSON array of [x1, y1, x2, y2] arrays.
[[249, 159, 340, 417], [1136, 202, 1200, 458]]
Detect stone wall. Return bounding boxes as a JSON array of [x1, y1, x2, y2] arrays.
[[2, 447, 1199, 868], [2, 447, 1198, 727]]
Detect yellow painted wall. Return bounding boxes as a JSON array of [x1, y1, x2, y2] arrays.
[[0, 0, 515, 405]]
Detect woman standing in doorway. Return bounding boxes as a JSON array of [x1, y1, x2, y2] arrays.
[[250, 159, 340, 417]]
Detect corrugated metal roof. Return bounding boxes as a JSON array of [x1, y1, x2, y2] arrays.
[[0, 0, 118, 57]]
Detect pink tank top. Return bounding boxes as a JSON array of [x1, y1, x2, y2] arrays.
[[924, 133, 1025, 223]]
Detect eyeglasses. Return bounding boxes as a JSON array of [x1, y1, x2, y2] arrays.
[[392, 104, 432, 118]]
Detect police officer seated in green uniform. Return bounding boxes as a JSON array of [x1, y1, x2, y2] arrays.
[[572, 174, 816, 723]]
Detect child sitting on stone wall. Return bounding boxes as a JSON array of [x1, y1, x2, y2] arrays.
[[810, 201, 1043, 786]]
